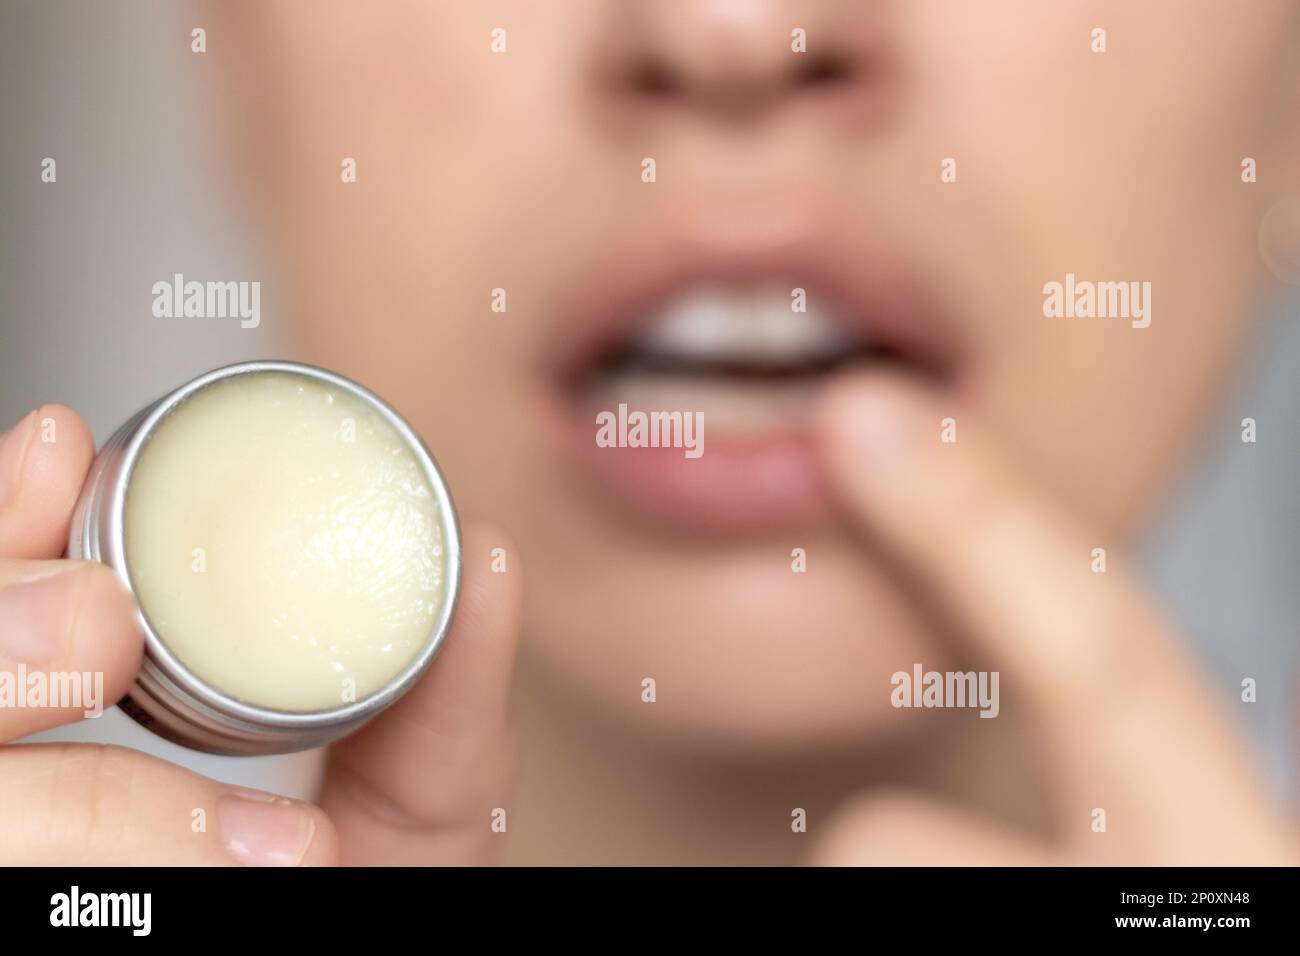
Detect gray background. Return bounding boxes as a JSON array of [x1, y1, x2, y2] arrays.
[[1, 1, 1296, 798]]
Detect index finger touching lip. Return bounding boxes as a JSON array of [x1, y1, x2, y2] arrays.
[[814, 372, 1152, 709], [813, 372, 1282, 849]]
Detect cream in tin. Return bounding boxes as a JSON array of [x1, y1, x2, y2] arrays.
[[67, 361, 461, 755]]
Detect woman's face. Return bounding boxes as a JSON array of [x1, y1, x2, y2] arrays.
[[218, 1, 1299, 749]]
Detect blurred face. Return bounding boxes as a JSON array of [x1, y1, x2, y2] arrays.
[[216, 1, 1300, 750]]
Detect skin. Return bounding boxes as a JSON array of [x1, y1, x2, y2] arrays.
[[2, 1, 1298, 864]]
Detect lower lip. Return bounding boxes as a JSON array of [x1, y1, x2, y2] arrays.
[[542, 390, 836, 533]]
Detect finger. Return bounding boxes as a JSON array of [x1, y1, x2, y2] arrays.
[[1, 743, 339, 866], [0, 405, 95, 560], [815, 372, 1285, 855], [322, 521, 522, 865], [810, 791, 1055, 866], [0, 559, 142, 741]]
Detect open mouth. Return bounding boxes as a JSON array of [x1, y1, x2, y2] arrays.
[[539, 245, 959, 533], [577, 283, 928, 439]]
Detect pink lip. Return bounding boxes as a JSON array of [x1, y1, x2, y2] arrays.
[[534, 228, 961, 533]]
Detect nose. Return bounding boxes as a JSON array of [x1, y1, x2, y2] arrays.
[[602, 0, 888, 122]]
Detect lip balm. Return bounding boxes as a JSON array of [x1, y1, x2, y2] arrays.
[[68, 361, 461, 754]]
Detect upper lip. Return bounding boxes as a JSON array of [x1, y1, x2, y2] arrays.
[[542, 228, 961, 392]]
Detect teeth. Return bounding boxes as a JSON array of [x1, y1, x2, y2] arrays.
[[629, 286, 860, 366], [585, 285, 868, 436]]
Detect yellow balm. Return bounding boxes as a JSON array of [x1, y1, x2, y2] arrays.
[[124, 371, 445, 712]]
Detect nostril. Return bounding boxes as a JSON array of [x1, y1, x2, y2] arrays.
[[794, 53, 857, 90], [626, 57, 682, 100]]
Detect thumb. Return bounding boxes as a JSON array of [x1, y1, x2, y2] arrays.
[[321, 521, 522, 865]]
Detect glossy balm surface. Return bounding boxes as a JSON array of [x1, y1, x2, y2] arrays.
[[124, 372, 444, 712]]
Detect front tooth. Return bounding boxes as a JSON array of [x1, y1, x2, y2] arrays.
[[633, 287, 858, 363]]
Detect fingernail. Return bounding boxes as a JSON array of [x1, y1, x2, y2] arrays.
[[0, 564, 84, 663], [218, 792, 317, 867], [0, 410, 37, 510]]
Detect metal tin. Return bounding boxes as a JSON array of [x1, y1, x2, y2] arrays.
[[67, 360, 462, 756]]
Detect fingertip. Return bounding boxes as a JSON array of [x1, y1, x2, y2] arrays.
[[814, 371, 939, 506], [298, 805, 342, 867], [0, 404, 96, 559], [30, 403, 95, 463], [73, 560, 144, 700], [18, 405, 95, 499], [814, 374, 868, 470], [806, 791, 922, 866], [808, 791, 1053, 867]]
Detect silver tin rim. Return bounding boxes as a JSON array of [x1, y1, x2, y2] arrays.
[[74, 360, 462, 754]]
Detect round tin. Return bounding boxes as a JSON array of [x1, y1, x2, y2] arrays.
[[66, 360, 462, 755]]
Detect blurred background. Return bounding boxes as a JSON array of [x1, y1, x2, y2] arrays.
[[1, 0, 1296, 798]]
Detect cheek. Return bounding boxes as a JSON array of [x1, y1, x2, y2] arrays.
[[240, 1, 612, 337], [976, 325, 1242, 537], [889, 1, 1287, 531]]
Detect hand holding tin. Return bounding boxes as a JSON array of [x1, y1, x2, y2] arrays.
[[0, 389, 523, 865]]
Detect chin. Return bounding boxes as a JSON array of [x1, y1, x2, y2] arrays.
[[520, 538, 955, 756]]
